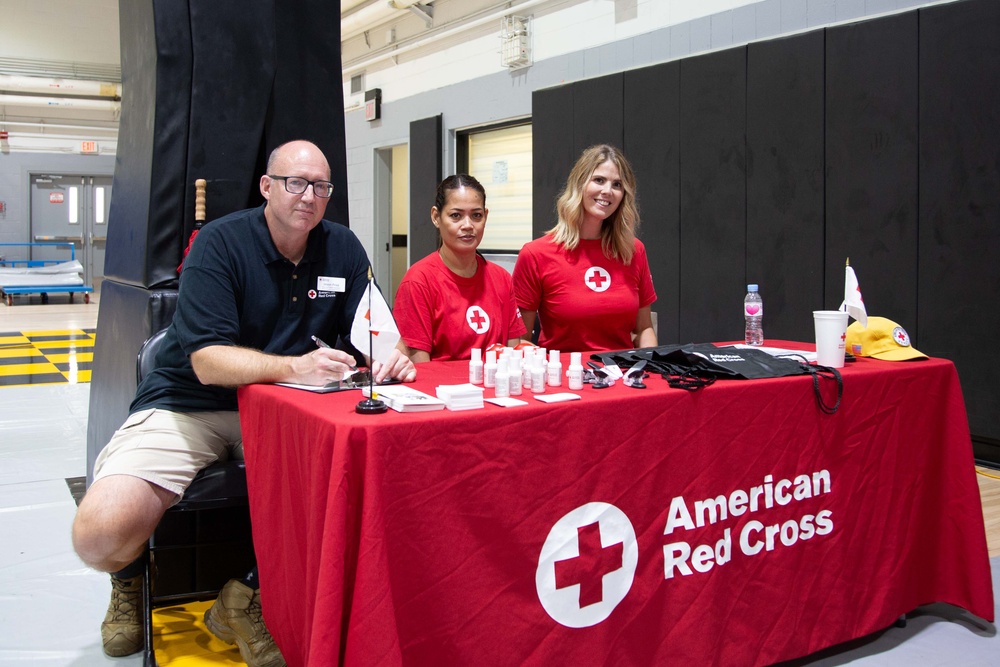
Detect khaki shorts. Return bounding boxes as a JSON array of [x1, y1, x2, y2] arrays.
[[93, 408, 243, 499]]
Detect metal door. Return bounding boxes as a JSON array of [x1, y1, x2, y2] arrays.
[[30, 174, 111, 288]]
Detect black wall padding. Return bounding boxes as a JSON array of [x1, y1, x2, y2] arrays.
[[87, 282, 178, 482], [918, 0, 1000, 447], [106, 0, 192, 288], [678, 48, 747, 343], [266, 0, 350, 226], [746, 31, 825, 342], [107, 0, 350, 288], [531, 84, 576, 238], [182, 1, 276, 234], [572, 74, 625, 153], [408, 115, 442, 262], [825, 12, 919, 325], [624, 62, 681, 343]]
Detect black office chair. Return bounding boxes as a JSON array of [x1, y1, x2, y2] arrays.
[[136, 329, 254, 667]]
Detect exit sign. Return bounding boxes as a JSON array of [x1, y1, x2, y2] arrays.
[[80, 141, 98, 154]]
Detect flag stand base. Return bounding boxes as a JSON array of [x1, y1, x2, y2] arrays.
[[356, 398, 388, 414]]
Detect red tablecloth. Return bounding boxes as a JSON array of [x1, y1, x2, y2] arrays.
[[238, 344, 993, 666]]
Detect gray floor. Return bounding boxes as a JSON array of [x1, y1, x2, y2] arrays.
[[0, 382, 997, 666]]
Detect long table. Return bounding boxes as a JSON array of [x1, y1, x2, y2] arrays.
[[238, 345, 993, 666]]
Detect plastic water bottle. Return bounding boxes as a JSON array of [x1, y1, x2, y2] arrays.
[[744, 284, 763, 346]]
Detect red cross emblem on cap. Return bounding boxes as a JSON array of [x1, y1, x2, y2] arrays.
[[466, 306, 490, 334], [892, 326, 911, 347], [308, 289, 317, 299], [585, 267, 612, 293]]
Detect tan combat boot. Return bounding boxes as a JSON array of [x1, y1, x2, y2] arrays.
[[102, 573, 144, 656], [205, 579, 285, 667]]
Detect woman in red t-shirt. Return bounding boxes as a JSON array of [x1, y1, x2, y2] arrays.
[[513, 145, 658, 353], [394, 175, 526, 361]]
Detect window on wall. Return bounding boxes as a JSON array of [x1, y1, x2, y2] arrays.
[[457, 122, 532, 252]]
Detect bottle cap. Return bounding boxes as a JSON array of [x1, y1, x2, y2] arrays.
[[471, 348, 482, 362], [550, 350, 560, 363], [486, 350, 497, 364], [747, 284, 758, 292], [570, 352, 582, 366]]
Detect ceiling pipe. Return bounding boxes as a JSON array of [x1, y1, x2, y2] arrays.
[[0, 120, 118, 132], [0, 93, 121, 112], [343, 0, 551, 77], [0, 74, 121, 98], [341, 0, 426, 42]]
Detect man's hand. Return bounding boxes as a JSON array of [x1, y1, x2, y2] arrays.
[[290, 347, 359, 386], [372, 347, 417, 384]]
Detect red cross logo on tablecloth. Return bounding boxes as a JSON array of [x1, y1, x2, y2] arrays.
[[554, 522, 624, 608], [465, 306, 490, 334], [535, 502, 638, 628], [585, 267, 612, 293]]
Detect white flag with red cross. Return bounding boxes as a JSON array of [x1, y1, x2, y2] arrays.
[[840, 260, 868, 329], [350, 270, 400, 366]]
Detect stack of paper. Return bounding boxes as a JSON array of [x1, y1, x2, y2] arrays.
[[435, 383, 485, 411], [362, 385, 445, 412]]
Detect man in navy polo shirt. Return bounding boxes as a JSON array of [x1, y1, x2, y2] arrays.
[[72, 140, 416, 665]]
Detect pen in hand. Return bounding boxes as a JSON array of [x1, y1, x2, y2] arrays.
[[311, 335, 358, 370]]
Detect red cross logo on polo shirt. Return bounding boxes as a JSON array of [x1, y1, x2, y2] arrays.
[[585, 267, 612, 293], [465, 305, 490, 335], [554, 522, 624, 608]]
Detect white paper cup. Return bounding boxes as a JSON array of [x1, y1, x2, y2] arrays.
[[813, 310, 850, 368]]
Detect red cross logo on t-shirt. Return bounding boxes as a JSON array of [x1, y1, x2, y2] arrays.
[[554, 522, 624, 608], [466, 305, 490, 335], [585, 267, 612, 293]]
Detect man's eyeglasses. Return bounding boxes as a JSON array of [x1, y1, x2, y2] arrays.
[[268, 175, 334, 198]]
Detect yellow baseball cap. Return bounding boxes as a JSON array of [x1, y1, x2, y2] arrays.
[[845, 316, 927, 361]]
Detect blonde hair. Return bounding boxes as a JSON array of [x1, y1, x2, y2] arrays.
[[548, 144, 640, 264]]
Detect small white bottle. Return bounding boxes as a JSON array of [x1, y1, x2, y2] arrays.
[[547, 350, 562, 387], [567, 352, 584, 390], [530, 356, 546, 393], [484, 350, 497, 388], [509, 354, 523, 395], [494, 357, 510, 398], [535, 348, 548, 377], [469, 348, 484, 385]]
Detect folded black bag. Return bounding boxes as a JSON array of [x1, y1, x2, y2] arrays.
[[592, 343, 842, 413]]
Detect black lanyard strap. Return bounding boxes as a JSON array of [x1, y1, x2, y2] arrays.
[[803, 364, 843, 414]]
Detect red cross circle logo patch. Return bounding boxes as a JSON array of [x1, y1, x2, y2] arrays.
[[891, 326, 911, 347], [466, 306, 490, 335], [535, 502, 638, 628], [585, 267, 612, 293]]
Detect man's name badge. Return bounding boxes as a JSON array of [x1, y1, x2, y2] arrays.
[[317, 276, 345, 292]]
